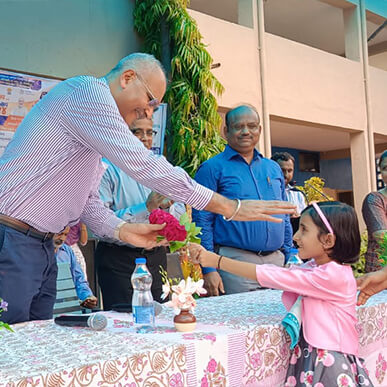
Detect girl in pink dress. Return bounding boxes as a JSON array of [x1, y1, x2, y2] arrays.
[[190, 201, 373, 387]]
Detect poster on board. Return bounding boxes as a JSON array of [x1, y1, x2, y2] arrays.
[[0, 70, 167, 157], [0, 69, 60, 156], [151, 102, 167, 155]]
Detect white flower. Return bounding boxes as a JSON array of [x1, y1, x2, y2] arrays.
[[161, 282, 171, 300]]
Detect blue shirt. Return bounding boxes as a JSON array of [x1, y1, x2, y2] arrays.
[[192, 145, 292, 273], [56, 244, 93, 301], [98, 158, 186, 245]]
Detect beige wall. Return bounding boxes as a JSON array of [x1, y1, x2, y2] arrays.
[[369, 52, 387, 72], [369, 66, 387, 137], [188, 10, 262, 111], [266, 33, 367, 131]]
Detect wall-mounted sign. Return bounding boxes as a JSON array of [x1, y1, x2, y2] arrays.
[[0, 69, 60, 156]]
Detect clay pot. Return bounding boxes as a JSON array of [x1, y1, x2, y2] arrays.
[[173, 309, 197, 332]]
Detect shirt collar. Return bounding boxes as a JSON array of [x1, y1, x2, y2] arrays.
[[224, 144, 262, 162]]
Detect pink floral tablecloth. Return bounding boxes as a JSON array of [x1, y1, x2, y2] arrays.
[[1, 289, 386, 387]]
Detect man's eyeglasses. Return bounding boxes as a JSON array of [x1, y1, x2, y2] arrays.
[[131, 129, 157, 137], [136, 72, 160, 108]]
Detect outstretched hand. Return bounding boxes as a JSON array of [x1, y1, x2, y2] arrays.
[[119, 222, 168, 249], [356, 268, 387, 306], [233, 200, 296, 222]]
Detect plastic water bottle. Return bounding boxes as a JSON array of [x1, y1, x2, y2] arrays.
[[131, 257, 155, 333]]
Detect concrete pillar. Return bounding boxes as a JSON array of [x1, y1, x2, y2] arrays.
[[343, 5, 362, 61], [252, 0, 271, 157], [238, 0, 253, 28], [350, 131, 372, 230]]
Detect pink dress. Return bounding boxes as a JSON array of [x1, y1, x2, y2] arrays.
[[255, 260, 373, 387]]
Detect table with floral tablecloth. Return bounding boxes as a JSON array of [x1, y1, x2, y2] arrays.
[[1, 289, 386, 387]]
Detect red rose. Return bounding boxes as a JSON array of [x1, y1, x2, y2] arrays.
[[149, 209, 187, 242]]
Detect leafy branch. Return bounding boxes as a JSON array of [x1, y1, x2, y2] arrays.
[[134, 0, 226, 176]]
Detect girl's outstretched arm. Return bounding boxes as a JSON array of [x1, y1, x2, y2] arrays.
[[189, 243, 258, 282]]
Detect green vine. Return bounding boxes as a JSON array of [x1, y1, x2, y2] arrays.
[[134, 0, 225, 176]]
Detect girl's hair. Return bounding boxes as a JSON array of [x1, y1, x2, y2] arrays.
[[301, 201, 360, 264], [379, 150, 387, 168]]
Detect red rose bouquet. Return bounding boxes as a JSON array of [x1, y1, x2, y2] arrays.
[[149, 209, 201, 253]]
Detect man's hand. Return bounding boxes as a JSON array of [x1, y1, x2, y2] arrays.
[[80, 296, 98, 309], [119, 222, 167, 249], [146, 192, 173, 211], [204, 193, 296, 223], [356, 268, 387, 305], [203, 271, 225, 297], [233, 200, 296, 222]]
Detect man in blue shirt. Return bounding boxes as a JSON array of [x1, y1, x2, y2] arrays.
[[95, 118, 185, 310], [193, 105, 292, 296], [54, 227, 98, 309]]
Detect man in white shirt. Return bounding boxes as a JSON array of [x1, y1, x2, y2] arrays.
[[272, 152, 307, 234]]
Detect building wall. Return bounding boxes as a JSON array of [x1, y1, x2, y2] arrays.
[[0, 0, 140, 79]]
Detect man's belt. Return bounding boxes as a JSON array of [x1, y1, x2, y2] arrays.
[[256, 250, 277, 257], [0, 214, 55, 241]]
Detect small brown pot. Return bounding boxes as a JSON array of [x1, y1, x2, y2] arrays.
[[173, 309, 197, 332]]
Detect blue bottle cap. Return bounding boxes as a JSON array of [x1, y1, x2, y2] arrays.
[[135, 257, 146, 265]]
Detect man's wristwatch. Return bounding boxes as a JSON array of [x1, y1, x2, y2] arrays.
[[113, 220, 126, 240]]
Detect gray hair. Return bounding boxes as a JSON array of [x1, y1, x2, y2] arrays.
[[105, 53, 165, 80]]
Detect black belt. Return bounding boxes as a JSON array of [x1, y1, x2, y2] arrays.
[[0, 214, 54, 242], [216, 244, 277, 257], [256, 250, 276, 256]]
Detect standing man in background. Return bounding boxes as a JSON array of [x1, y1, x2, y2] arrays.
[[271, 152, 307, 234], [96, 117, 185, 310], [193, 105, 292, 296]]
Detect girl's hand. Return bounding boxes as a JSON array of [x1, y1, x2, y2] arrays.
[[188, 243, 219, 268], [187, 243, 205, 264]]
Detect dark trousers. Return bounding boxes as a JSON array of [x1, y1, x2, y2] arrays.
[[0, 224, 57, 324], [95, 241, 167, 311]]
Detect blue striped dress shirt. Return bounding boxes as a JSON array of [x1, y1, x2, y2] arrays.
[[0, 76, 212, 237]]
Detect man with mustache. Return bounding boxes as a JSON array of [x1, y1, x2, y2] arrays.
[[193, 105, 292, 296]]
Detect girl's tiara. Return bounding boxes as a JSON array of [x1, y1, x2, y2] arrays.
[[311, 202, 334, 235]]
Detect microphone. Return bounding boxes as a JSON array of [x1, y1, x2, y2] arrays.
[[54, 313, 108, 331]]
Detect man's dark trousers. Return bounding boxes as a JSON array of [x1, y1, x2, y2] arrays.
[[95, 241, 167, 311], [0, 224, 57, 324]]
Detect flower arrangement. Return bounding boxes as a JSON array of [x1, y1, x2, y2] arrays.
[[160, 267, 207, 314], [149, 209, 202, 253], [296, 177, 333, 203], [0, 298, 13, 332]]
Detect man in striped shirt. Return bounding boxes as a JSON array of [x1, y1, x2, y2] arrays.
[[0, 53, 294, 324]]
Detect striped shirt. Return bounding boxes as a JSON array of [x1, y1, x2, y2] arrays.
[[0, 76, 213, 237]]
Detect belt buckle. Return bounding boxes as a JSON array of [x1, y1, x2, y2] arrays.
[[256, 250, 263, 256], [42, 232, 51, 242]]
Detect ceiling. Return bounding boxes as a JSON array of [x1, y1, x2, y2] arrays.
[[270, 118, 387, 152]]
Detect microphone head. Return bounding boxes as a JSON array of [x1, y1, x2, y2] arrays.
[[88, 313, 108, 331]]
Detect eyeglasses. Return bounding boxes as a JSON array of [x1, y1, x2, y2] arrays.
[[230, 122, 260, 132], [131, 128, 157, 137], [136, 72, 160, 108]]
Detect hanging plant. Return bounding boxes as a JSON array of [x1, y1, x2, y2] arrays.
[[134, 0, 225, 176]]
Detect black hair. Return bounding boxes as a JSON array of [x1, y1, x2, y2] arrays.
[[271, 152, 295, 165], [301, 201, 360, 264], [379, 150, 387, 168]]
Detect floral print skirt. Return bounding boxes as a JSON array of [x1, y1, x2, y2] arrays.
[[284, 332, 374, 387]]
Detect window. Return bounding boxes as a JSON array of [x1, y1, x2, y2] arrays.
[[299, 152, 320, 172]]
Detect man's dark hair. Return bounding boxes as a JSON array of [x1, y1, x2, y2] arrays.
[[301, 201, 360, 264], [271, 152, 295, 165], [225, 104, 260, 128], [379, 150, 387, 168]]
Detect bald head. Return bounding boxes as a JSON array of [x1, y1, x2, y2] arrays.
[[105, 53, 167, 126], [224, 104, 261, 160]]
